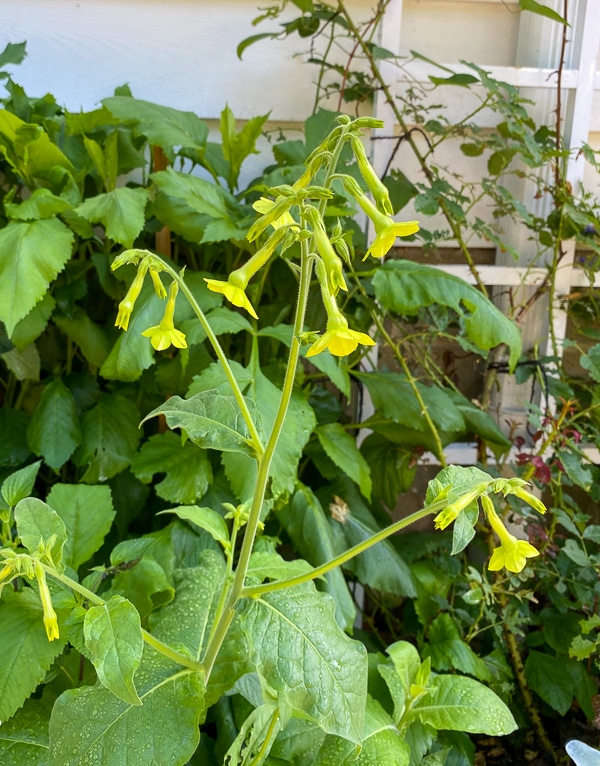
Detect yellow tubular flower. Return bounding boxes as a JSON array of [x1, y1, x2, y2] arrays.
[[482, 496, 539, 574], [350, 135, 393, 216], [306, 318, 375, 357], [149, 267, 167, 299], [141, 281, 188, 351], [252, 197, 298, 231], [115, 261, 149, 331], [433, 484, 488, 530], [35, 560, 59, 642], [204, 277, 258, 320], [305, 208, 347, 295]]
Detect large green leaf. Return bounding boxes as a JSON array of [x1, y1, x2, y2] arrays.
[[315, 697, 410, 766], [0, 589, 67, 721], [75, 187, 148, 247], [10, 293, 55, 351], [73, 393, 141, 482], [0, 217, 74, 335], [152, 167, 235, 221], [109, 558, 174, 621], [54, 310, 112, 368], [14, 497, 67, 565], [422, 614, 491, 681], [1, 460, 41, 507], [325, 479, 416, 598], [84, 596, 144, 705], [220, 105, 270, 190], [223, 368, 316, 500], [413, 674, 517, 735], [46, 483, 115, 570], [275, 486, 356, 632], [316, 423, 372, 500], [372, 260, 522, 370], [26, 378, 81, 471], [48, 648, 204, 766], [524, 650, 576, 715], [238, 582, 368, 743], [0, 697, 51, 765], [354, 371, 465, 435], [143, 391, 262, 456], [158, 506, 229, 549], [131, 431, 213, 504], [149, 551, 225, 662], [103, 97, 209, 161]]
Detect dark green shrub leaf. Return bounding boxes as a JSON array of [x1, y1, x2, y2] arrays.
[[75, 187, 148, 248], [27, 378, 81, 471], [1, 460, 41, 507], [0, 218, 74, 335], [372, 260, 522, 370], [74, 393, 141, 482], [132, 432, 213, 504], [54, 310, 112, 368], [524, 650, 575, 714], [46, 483, 115, 570], [0, 589, 67, 721], [423, 614, 491, 681], [316, 423, 371, 500], [0, 408, 30, 467]]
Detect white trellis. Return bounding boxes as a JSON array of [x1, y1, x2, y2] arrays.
[[370, 0, 600, 465]]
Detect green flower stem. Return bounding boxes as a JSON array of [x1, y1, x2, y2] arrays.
[[242, 498, 448, 598], [158, 260, 264, 458], [42, 564, 205, 674], [201, 241, 314, 678]]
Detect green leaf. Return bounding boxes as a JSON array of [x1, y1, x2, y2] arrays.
[[5, 188, 72, 221], [275, 486, 356, 632], [525, 650, 575, 715], [519, 0, 567, 24], [9, 293, 55, 350], [247, 551, 314, 582], [423, 614, 491, 681], [354, 372, 465, 435], [151, 167, 235, 221], [316, 423, 372, 500], [239, 582, 368, 743], [222, 368, 316, 500], [326, 479, 416, 597], [1, 460, 41, 506], [429, 73, 479, 87], [109, 559, 174, 621], [372, 260, 522, 370], [220, 105, 270, 190], [48, 648, 204, 766], [54, 310, 112, 368], [84, 595, 144, 705], [103, 96, 209, 162], [131, 431, 213, 504], [1, 344, 40, 381], [46, 483, 115, 570], [414, 674, 517, 734], [304, 349, 351, 398], [14, 497, 67, 565], [580, 344, 600, 382], [26, 378, 81, 471], [143, 391, 261, 456], [0, 408, 31, 468], [360, 434, 417, 507], [446, 391, 511, 454], [75, 187, 148, 247], [224, 701, 281, 765], [74, 393, 141, 482], [0, 41, 27, 71], [316, 697, 410, 766], [0, 218, 74, 335], [158, 506, 229, 548], [149, 552, 228, 665], [558, 448, 593, 491], [0, 589, 67, 721], [0, 697, 51, 765]]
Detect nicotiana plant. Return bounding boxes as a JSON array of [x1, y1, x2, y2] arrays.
[[0, 100, 545, 765]]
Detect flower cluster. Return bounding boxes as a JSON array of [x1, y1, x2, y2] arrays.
[[433, 478, 546, 574]]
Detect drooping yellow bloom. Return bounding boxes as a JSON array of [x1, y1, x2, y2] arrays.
[[142, 281, 188, 351], [149, 267, 167, 299], [483, 496, 539, 573], [35, 560, 59, 642], [433, 484, 488, 530], [350, 135, 393, 216], [115, 261, 149, 331], [305, 207, 347, 295], [204, 278, 258, 320], [343, 176, 419, 259], [252, 197, 298, 231], [306, 315, 375, 358]]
